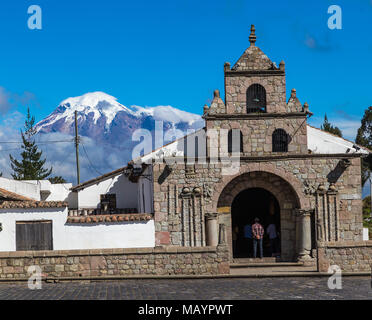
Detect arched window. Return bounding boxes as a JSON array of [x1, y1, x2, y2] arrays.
[[246, 84, 267, 113], [272, 129, 289, 152], [228, 129, 243, 153]]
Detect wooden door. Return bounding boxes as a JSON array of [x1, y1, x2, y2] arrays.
[[16, 220, 53, 251]]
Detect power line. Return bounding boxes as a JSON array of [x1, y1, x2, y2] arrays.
[[0, 140, 73, 144], [80, 142, 103, 176]]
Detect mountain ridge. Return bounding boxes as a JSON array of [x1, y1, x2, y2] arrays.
[[35, 91, 204, 165]]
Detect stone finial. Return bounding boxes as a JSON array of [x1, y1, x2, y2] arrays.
[[291, 88, 297, 98], [213, 89, 220, 98], [249, 24, 256, 46], [317, 183, 325, 192], [303, 102, 309, 112], [182, 187, 190, 194], [328, 183, 337, 192], [203, 104, 209, 114], [224, 62, 231, 72]]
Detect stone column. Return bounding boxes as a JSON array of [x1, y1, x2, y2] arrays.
[[205, 213, 218, 246], [295, 209, 312, 262]]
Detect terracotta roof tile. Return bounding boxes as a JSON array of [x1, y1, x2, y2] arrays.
[[0, 201, 68, 209], [66, 213, 153, 224]]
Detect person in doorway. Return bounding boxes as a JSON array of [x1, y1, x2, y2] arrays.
[[252, 218, 264, 258], [267, 221, 279, 257], [232, 226, 239, 255], [243, 223, 253, 257]]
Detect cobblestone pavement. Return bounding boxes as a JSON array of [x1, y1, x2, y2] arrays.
[[0, 277, 371, 300]]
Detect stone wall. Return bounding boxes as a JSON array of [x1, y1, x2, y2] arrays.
[[225, 74, 286, 114], [318, 241, 372, 272], [205, 115, 308, 155], [0, 244, 229, 280], [153, 155, 363, 261]]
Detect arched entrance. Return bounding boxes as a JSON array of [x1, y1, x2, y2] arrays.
[[217, 171, 303, 262], [232, 188, 280, 258]]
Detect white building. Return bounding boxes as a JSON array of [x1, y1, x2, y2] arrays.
[[0, 175, 154, 252], [0, 124, 369, 253]]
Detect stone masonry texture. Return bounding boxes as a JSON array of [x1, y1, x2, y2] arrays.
[[0, 245, 229, 279]]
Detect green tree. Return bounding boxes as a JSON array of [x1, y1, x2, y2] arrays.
[[320, 114, 342, 137], [49, 176, 67, 184], [355, 106, 372, 186], [9, 108, 53, 180]]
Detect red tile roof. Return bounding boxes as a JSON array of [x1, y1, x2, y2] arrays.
[[0, 201, 68, 209], [66, 213, 153, 224]]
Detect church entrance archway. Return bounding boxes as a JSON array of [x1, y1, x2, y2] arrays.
[[217, 171, 302, 261], [231, 188, 280, 258]]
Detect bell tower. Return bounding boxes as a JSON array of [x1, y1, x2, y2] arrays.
[[203, 25, 310, 155]]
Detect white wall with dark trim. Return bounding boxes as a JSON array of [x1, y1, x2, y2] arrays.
[[0, 208, 155, 251]]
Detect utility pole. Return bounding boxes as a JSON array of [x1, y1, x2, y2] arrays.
[[74, 110, 80, 185], [370, 175, 372, 218]]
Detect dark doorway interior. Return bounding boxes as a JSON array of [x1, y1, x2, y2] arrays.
[[231, 188, 280, 258]]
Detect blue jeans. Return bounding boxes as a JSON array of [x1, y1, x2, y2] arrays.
[[253, 238, 263, 258]]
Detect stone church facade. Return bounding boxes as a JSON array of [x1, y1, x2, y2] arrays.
[[146, 25, 369, 268], [0, 26, 371, 280]]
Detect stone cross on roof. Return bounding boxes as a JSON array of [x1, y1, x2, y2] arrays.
[[249, 24, 256, 46]]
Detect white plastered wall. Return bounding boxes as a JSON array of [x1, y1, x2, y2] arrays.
[[0, 208, 155, 251], [73, 173, 138, 209], [138, 166, 154, 213]]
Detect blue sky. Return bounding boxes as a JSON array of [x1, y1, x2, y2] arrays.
[[0, 0, 371, 140], [0, 0, 371, 194]]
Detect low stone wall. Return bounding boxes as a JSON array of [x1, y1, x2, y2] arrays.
[[0, 244, 229, 280], [318, 241, 372, 272]]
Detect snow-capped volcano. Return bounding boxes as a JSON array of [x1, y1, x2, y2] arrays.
[[37, 91, 203, 134], [35, 91, 204, 164], [36, 92, 132, 131]]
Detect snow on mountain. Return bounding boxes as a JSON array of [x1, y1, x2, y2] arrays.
[[36, 91, 203, 133], [132, 105, 201, 125], [35, 92, 205, 166], [36, 92, 134, 132]]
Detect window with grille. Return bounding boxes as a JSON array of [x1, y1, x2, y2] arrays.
[[246, 84, 267, 113], [272, 129, 289, 152], [228, 129, 243, 153]]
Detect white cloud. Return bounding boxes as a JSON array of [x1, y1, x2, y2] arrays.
[[132, 105, 202, 125], [363, 179, 370, 199], [0, 126, 126, 184], [0, 87, 37, 116], [0, 87, 12, 114]]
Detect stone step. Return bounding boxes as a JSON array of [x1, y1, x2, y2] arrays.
[[232, 257, 277, 264], [230, 265, 317, 276], [230, 262, 304, 268]]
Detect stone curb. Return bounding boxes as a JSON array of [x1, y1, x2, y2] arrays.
[[0, 272, 370, 283]]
